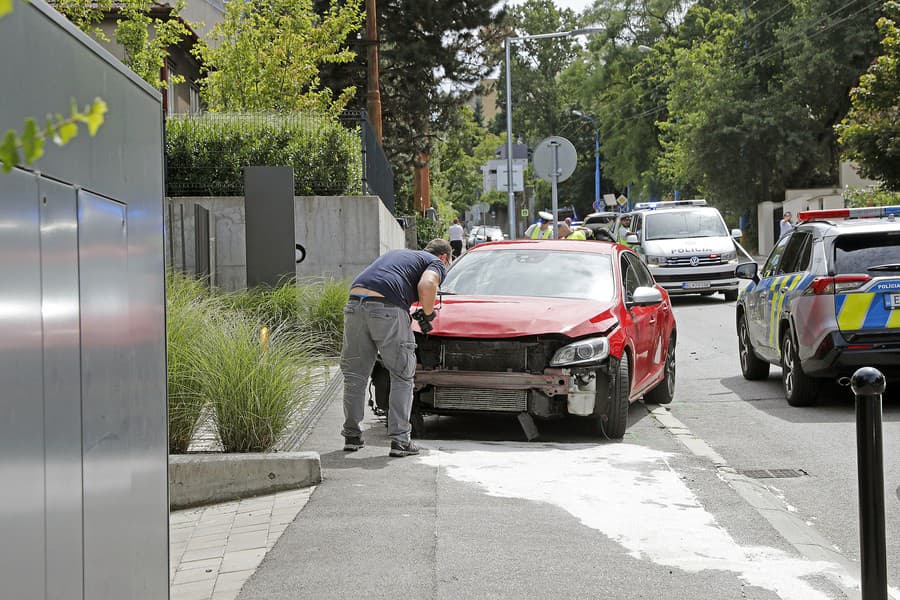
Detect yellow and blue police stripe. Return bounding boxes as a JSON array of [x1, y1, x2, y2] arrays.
[[765, 274, 813, 348], [835, 280, 900, 330]]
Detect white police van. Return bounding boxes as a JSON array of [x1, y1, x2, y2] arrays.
[[612, 199, 746, 301]]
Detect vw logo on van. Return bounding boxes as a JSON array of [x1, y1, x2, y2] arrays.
[[689, 256, 700, 267]]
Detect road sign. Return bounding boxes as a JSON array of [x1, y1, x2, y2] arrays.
[[617, 194, 628, 206], [532, 136, 577, 184], [521, 209, 529, 217]]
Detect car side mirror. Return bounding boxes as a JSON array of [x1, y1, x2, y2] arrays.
[[625, 234, 640, 245], [735, 261, 758, 282], [630, 286, 663, 307], [731, 228, 743, 239]]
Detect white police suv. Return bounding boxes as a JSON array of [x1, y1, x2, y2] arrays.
[[736, 205, 900, 406], [612, 200, 745, 300]]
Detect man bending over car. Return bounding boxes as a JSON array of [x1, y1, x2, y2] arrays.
[[340, 239, 451, 457]]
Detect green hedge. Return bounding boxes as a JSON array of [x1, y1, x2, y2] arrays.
[[165, 113, 362, 197]]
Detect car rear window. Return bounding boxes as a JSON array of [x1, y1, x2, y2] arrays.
[[833, 231, 900, 274], [442, 249, 615, 301]]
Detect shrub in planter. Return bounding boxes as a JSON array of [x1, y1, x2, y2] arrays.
[[165, 113, 362, 197]]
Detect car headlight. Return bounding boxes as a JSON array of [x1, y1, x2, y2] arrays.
[[721, 251, 737, 262], [550, 337, 610, 366], [645, 255, 667, 266]]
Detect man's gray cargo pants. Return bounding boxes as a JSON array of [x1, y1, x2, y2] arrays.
[[340, 297, 416, 444]]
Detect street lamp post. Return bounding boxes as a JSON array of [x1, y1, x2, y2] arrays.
[[572, 110, 600, 211], [504, 28, 601, 239]]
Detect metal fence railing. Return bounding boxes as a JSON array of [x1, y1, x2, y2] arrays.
[[338, 110, 395, 214]]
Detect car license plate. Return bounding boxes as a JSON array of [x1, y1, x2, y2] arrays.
[[885, 293, 900, 309], [683, 281, 710, 290]]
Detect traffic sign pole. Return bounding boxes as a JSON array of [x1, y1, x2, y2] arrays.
[[551, 142, 560, 238]]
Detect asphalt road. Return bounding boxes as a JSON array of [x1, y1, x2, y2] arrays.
[[239, 293, 900, 600]]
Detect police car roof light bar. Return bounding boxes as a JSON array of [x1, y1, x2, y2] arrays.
[[798, 206, 900, 222], [634, 199, 707, 210]]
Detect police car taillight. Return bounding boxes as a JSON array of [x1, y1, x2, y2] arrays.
[[805, 275, 871, 295], [797, 206, 900, 222]]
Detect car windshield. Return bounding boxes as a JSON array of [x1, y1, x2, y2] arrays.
[[644, 209, 729, 240], [833, 231, 900, 274], [441, 249, 615, 301]]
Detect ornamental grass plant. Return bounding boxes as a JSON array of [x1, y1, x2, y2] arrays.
[[166, 272, 222, 453], [167, 273, 338, 453], [199, 313, 319, 453]]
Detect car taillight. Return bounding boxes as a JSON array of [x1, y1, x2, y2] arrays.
[[805, 275, 871, 295]]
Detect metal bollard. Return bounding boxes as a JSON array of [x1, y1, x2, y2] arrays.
[[850, 367, 888, 600]]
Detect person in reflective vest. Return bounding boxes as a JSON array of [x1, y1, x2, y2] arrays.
[[530, 221, 552, 239], [567, 228, 587, 240]]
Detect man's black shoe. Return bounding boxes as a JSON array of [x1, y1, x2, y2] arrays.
[[343, 436, 365, 451], [389, 440, 420, 457]]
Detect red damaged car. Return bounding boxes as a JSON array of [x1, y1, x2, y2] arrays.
[[373, 239, 677, 439]]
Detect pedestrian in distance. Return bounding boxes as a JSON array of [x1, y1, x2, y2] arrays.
[[340, 240, 452, 457], [448, 218, 465, 260], [779, 212, 794, 238]]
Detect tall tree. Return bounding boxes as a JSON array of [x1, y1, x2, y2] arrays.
[[837, 1, 900, 190], [196, 0, 363, 114], [316, 0, 504, 213]]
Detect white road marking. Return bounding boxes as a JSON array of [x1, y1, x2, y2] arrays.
[[420, 441, 841, 600]]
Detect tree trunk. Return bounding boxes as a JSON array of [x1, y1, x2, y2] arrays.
[[413, 151, 431, 212]]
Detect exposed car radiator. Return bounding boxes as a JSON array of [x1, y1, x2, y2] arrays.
[[433, 387, 527, 412]]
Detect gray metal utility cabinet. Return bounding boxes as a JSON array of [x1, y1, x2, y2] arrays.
[[0, 1, 168, 598]]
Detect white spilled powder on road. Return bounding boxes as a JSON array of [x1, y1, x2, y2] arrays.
[[419, 441, 841, 600]]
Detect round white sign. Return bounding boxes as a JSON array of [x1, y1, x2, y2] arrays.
[[533, 136, 577, 183]]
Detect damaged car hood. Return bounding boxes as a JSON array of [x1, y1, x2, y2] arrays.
[[418, 295, 618, 338]]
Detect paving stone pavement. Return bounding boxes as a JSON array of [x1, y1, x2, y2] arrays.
[[169, 485, 316, 600]]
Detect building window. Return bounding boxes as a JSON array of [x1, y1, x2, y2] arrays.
[[190, 84, 200, 114], [165, 60, 176, 115]]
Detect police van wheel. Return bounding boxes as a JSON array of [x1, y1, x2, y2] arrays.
[[781, 332, 818, 406], [723, 289, 739, 302]]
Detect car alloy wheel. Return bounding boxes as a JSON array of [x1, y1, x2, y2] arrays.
[[780, 332, 817, 406], [644, 337, 675, 405], [738, 316, 769, 380]]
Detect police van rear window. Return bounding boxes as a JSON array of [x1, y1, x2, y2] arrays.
[[834, 232, 900, 275]]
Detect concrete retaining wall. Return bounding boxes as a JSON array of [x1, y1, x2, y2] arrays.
[[168, 195, 406, 290], [169, 452, 322, 509]]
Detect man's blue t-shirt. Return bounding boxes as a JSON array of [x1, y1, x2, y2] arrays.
[[352, 250, 446, 309]]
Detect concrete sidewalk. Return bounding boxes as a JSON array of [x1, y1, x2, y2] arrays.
[[167, 367, 340, 600]]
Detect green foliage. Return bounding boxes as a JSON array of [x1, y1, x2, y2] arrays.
[[116, 0, 191, 88], [431, 105, 505, 217], [56, 0, 191, 90], [200, 313, 317, 453], [166, 273, 338, 453], [195, 0, 363, 115], [845, 185, 900, 207], [1, 98, 107, 173], [223, 278, 350, 357], [166, 271, 222, 453], [416, 214, 443, 249], [164, 113, 362, 196], [837, 1, 900, 190]]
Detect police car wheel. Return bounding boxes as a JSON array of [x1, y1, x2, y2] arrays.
[[781, 332, 818, 406], [738, 315, 770, 380], [723, 289, 739, 302]]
